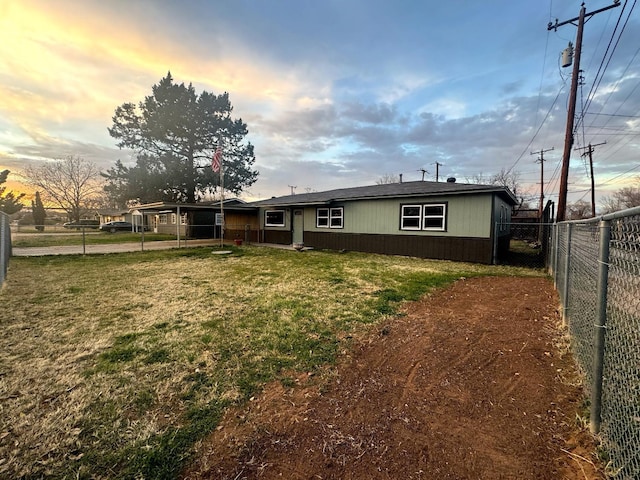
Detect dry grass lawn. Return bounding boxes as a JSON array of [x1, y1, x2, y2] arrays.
[[0, 246, 544, 479]]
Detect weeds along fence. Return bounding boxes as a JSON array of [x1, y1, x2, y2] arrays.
[[0, 212, 11, 285], [548, 206, 640, 479]]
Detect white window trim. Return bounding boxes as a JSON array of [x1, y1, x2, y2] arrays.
[[316, 208, 329, 228], [400, 203, 447, 231], [401, 204, 422, 231], [171, 213, 177, 224], [159, 214, 168, 225], [422, 203, 446, 231], [265, 209, 286, 227], [316, 207, 344, 229], [329, 207, 343, 228]]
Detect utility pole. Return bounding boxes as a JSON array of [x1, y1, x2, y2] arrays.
[[531, 147, 554, 220], [576, 141, 606, 217], [418, 168, 429, 181], [288, 185, 296, 195], [548, 0, 620, 222], [432, 161, 442, 182]]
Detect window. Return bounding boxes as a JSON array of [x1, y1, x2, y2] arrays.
[[171, 213, 177, 224], [330, 208, 343, 228], [316, 207, 343, 228], [159, 214, 167, 225], [265, 209, 285, 227], [317, 208, 329, 227], [400, 203, 447, 231], [180, 213, 188, 225], [401, 205, 422, 230], [423, 204, 446, 231]]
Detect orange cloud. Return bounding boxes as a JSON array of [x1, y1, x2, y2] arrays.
[[1, 0, 328, 149]]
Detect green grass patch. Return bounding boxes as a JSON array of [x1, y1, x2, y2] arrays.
[[0, 245, 545, 479]]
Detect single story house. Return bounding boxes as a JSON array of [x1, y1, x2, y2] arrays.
[[97, 209, 132, 224], [132, 199, 259, 240], [250, 180, 517, 264]]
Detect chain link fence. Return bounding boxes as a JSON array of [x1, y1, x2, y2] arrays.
[[0, 212, 11, 285], [548, 206, 640, 479], [498, 223, 550, 268]]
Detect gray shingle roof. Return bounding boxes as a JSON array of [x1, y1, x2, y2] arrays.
[[250, 180, 517, 207]]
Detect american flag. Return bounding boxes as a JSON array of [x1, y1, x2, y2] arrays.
[[212, 145, 222, 172]]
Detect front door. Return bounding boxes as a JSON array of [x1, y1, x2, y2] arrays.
[[292, 209, 304, 245]]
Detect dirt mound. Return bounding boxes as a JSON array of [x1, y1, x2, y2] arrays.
[[184, 276, 603, 479]]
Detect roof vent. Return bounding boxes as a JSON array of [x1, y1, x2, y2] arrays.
[[446, 177, 456, 183]]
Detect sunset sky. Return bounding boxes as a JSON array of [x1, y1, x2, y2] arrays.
[[1, 0, 638, 209]]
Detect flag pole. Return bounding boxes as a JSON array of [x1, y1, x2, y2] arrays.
[[212, 139, 224, 247], [219, 139, 224, 247]]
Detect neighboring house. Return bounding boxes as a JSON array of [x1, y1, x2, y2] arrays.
[[511, 208, 540, 241], [510, 201, 555, 250], [133, 199, 259, 240], [511, 208, 540, 224], [250, 180, 517, 264], [97, 210, 131, 224]]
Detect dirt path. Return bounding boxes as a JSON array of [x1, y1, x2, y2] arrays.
[[183, 277, 603, 480]]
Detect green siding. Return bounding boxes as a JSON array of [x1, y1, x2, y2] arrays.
[[260, 207, 291, 231], [493, 196, 513, 238], [304, 194, 494, 238]]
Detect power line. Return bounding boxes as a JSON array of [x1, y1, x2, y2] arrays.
[[585, 112, 640, 118], [580, 0, 636, 127], [531, 147, 554, 218], [576, 142, 607, 216], [598, 163, 640, 186], [547, 0, 622, 222], [505, 83, 566, 176]]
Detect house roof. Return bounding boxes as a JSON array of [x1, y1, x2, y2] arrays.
[[512, 209, 540, 219], [131, 198, 256, 212], [97, 209, 130, 216], [251, 181, 518, 207]]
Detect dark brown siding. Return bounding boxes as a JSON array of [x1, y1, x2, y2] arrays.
[[264, 230, 292, 245], [304, 231, 494, 264]]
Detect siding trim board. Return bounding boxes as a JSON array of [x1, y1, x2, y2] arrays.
[[304, 231, 493, 264]]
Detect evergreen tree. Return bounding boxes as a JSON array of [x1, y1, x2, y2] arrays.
[[31, 191, 47, 232], [0, 169, 25, 214], [106, 72, 258, 205]]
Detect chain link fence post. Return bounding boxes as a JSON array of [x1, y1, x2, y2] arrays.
[[590, 219, 611, 434], [0, 212, 11, 285], [562, 223, 572, 325], [552, 223, 559, 285]]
